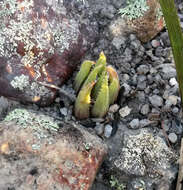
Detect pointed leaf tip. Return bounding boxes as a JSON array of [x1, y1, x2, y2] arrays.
[[74, 60, 94, 92]]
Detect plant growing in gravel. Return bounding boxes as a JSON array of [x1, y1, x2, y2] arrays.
[[74, 52, 120, 119]]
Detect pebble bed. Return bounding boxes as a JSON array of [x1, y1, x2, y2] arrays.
[[1, 0, 183, 189]]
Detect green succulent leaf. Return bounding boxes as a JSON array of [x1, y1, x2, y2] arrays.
[[107, 66, 120, 105], [92, 69, 107, 99], [91, 73, 109, 118], [94, 51, 107, 74], [74, 60, 94, 92], [75, 81, 95, 119], [82, 64, 103, 88]]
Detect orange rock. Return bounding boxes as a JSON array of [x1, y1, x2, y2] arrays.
[[0, 112, 107, 190]]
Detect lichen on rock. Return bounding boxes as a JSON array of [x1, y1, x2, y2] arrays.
[[114, 130, 177, 178], [0, 0, 96, 105]]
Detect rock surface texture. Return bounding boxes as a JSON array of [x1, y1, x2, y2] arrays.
[[0, 109, 107, 190], [110, 0, 164, 42], [0, 0, 97, 106]]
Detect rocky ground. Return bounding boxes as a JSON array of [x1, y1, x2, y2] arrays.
[[0, 0, 183, 189]]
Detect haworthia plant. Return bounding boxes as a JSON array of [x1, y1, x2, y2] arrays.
[[74, 52, 120, 119]]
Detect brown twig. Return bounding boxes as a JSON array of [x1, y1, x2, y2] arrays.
[[176, 138, 183, 190], [37, 81, 76, 102], [161, 120, 171, 148]]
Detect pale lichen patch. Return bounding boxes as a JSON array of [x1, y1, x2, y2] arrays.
[[4, 108, 60, 149], [10, 74, 54, 100]]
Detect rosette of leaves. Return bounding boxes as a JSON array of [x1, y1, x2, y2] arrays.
[[74, 52, 120, 119]]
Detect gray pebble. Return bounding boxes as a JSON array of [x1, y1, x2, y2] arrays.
[[161, 65, 177, 80], [122, 83, 131, 96], [141, 104, 150, 115], [104, 124, 113, 138], [168, 133, 178, 144], [149, 95, 163, 107], [151, 39, 160, 48], [172, 107, 179, 114], [112, 36, 126, 50], [137, 65, 149, 75], [129, 119, 140, 129], [95, 124, 104, 136], [60, 107, 68, 116]]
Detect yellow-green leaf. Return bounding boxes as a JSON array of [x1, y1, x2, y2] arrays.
[[74, 60, 94, 92], [91, 73, 109, 118], [74, 81, 95, 119]]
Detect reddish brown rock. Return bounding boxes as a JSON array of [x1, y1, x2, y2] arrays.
[[0, 0, 97, 106], [110, 0, 164, 42], [0, 108, 107, 190]]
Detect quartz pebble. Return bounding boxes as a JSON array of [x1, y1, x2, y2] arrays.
[[168, 133, 178, 144], [109, 104, 120, 113], [119, 106, 132, 118], [169, 78, 178, 86], [60, 107, 68, 116], [104, 124, 113, 138]]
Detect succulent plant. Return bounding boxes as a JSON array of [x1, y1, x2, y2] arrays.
[[74, 52, 120, 119]]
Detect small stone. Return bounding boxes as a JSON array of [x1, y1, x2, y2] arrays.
[[60, 107, 68, 116], [161, 65, 177, 80], [122, 83, 131, 96], [122, 74, 130, 82], [109, 104, 120, 113], [140, 119, 151, 127], [171, 120, 183, 135], [169, 78, 178, 86], [151, 39, 160, 48], [172, 107, 179, 114], [167, 95, 178, 105], [168, 133, 178, 144], [137, 65, 149, 75], [149, 95, 163, 107], [94, 124, 104, 136], [112, 36, 126, 50], [119, 106, 132, 118], [129, 119, 140, 129], [163, 120, 170, 132], [160, 32, 170, 47], [141, 104, 150, 115], [104, 124, 113, 138]]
